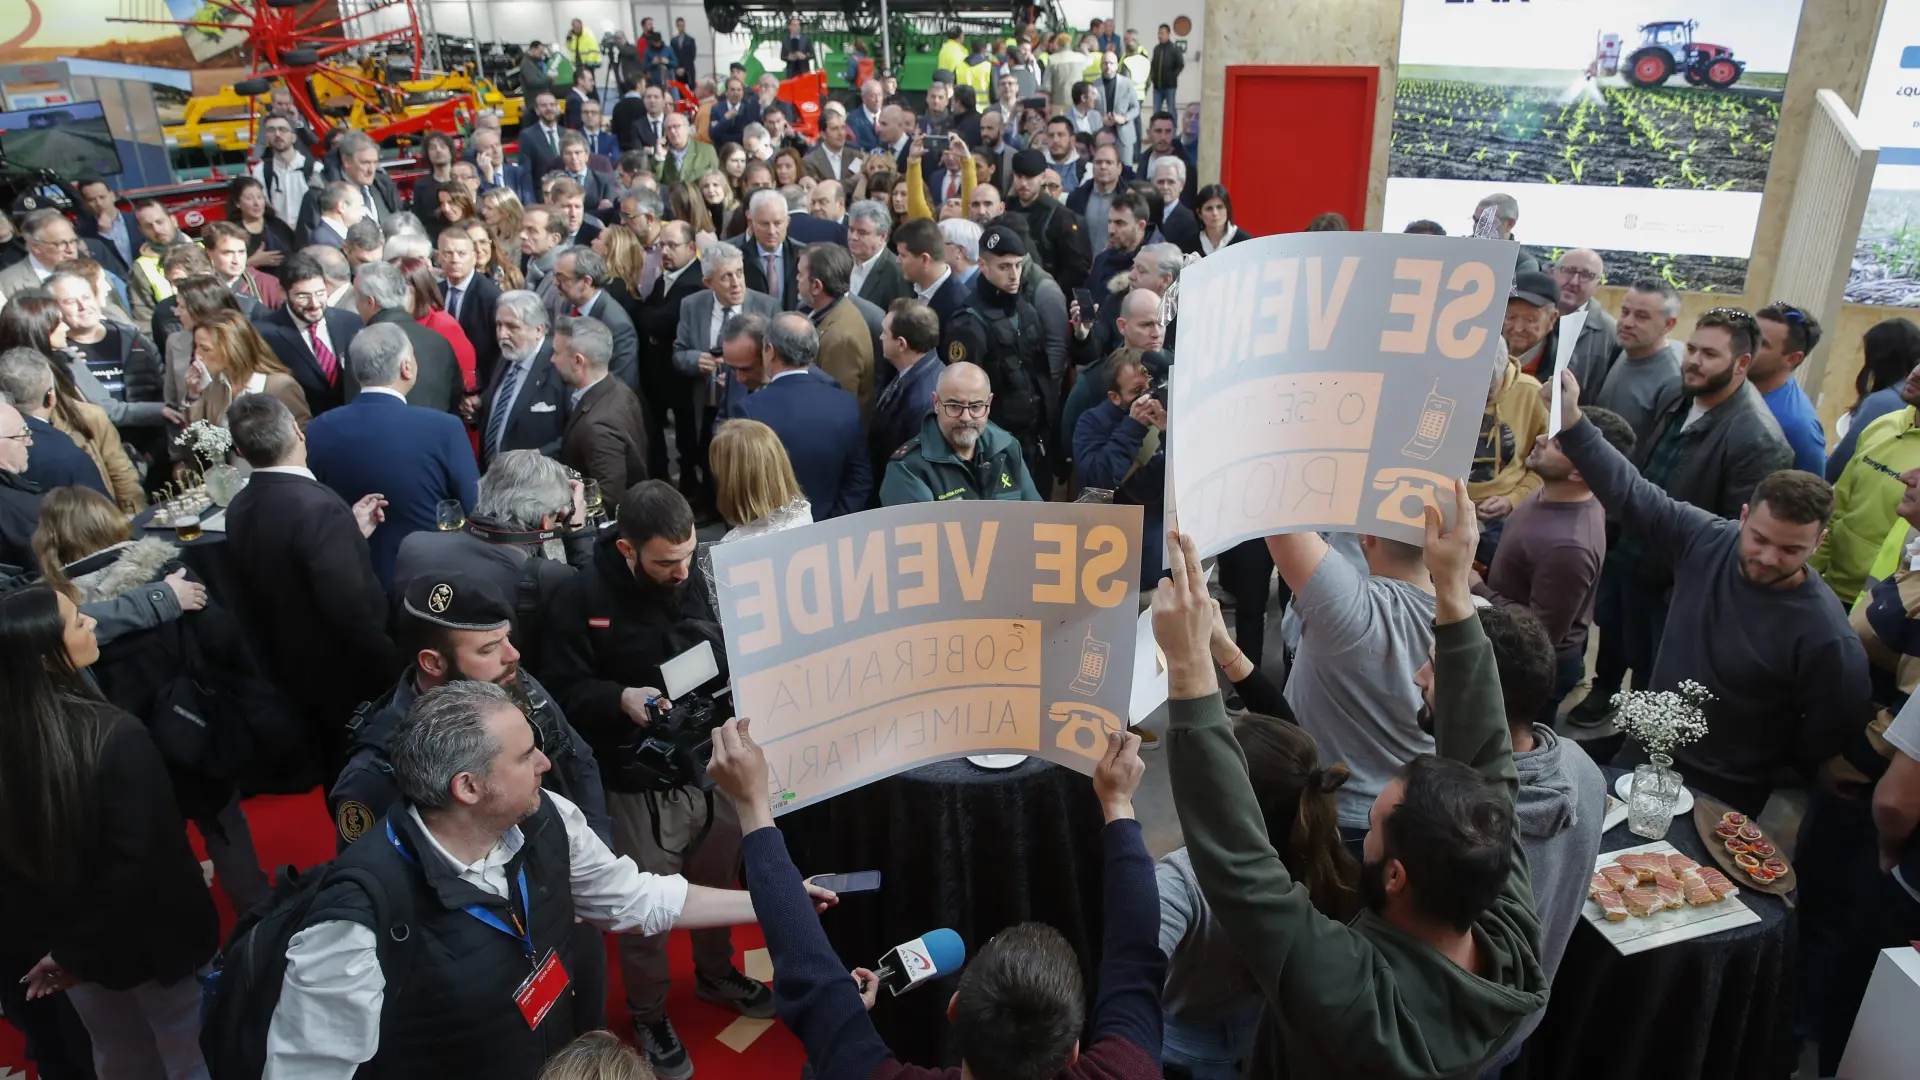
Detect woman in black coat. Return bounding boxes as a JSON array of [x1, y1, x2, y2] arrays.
[[0, 584, 219, 1079]]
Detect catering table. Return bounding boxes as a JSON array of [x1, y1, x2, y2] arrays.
[[130, 503, 241, 608], [1508, 770, 1795, 1080], [775, 756, 1110, 1067]]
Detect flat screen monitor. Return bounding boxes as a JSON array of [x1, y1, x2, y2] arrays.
[[0, 102, 123, 179]]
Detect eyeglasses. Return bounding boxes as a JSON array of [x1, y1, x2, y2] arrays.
[[1556, 268, 1600, 283], [939, 399, 990, 418], [33, 236, 79, 249], [0, 430, 31, 444]]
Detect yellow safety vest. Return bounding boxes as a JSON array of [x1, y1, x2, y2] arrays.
[[135, 250, 175, 303], [567, 29, 603, 69]]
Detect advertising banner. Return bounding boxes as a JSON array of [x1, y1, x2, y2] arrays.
[[1848, 1, 1920, 307], [1386, 0, 1807, 294], [1168, 231, 1513, 556], [710, 501, 1143, 815]]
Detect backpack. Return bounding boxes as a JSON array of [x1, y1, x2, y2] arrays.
[[200, 856, 417, 1080]]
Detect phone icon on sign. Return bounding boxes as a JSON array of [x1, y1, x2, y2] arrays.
[[1402, 380, 1456, 461], [1070, 628, 1110, 696], [1372, 468, 1453, 528]]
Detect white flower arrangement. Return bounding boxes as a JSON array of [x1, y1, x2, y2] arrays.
[[174, 420, 232, 466], [1610, 680, 1714, 760]]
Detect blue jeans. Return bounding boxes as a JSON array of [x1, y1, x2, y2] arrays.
[[1162, 1001, 1261, 1080], [1153, 88, 1178, 123]]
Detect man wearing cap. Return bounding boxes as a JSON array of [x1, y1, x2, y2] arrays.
[[944, 225, 1056, 485], [1005, 148, 1092, 288], [1504, 270, 1562, 380]]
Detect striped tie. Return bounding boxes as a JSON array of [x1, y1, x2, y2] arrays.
[[309, 325, 337, 386], [486, 361, 527, 459]]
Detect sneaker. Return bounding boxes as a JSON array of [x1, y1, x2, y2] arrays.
[[635, 1017, 694, 1080], [696, 967, 776, 1019], [1129, 725, 1161, 750], [1563, 691, 1616, 730]]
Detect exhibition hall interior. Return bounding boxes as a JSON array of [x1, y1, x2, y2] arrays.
[[3, 0, 1920, 1078]]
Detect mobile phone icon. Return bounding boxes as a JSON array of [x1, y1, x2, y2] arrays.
[[1070, 628, 1110, 696], [1402, 380, 1457, 461]]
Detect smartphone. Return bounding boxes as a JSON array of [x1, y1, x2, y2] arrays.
[[810, 871, 882, 894], [1072, 288, 1096, 318]]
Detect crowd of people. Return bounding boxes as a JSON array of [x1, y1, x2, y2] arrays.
[[0, 13, 1916, 1080]]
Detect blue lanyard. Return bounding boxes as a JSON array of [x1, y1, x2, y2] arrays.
[[387, 819, 535, 956]]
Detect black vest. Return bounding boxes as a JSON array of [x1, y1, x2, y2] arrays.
[[314, 794, 579, 1079], [958, 295, 1049, 437]]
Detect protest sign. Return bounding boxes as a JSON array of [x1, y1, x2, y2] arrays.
[[710, 501, 1143, 814], [1168, 231, 1515, 554]]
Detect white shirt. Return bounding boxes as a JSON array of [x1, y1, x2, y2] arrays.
[[915, 265, 952, 303], [709, 297, 741, 347], [769, 366, 809, 384], [360, 386, 407, 402], [1200, 224, 1234, 256], [263, 791, 687, 1080], [660, 261, 694, 293], [849, 248, 884, 298], [1682, 400, 1710, 430], [818, 146, 849, 179], [254, 465, 317, 481], [256, 152, 312, 225], [26, 255, 53, 282]]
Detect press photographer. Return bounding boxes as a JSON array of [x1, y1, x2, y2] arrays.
[[1075, 351, 1168, 591], [542, 479, 764, 1079], [391, 449, 596, 677]]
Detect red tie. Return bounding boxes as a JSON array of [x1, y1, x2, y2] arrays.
[[309, 325, 337, 386]]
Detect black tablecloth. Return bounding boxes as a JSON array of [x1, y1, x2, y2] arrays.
[[1508, 769, 1795, 1080], [775, 756, 1109, 1067], [131, 503, 240, 609]]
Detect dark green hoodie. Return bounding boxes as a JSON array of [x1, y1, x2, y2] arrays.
[[1166, 613, 1548, 1078]]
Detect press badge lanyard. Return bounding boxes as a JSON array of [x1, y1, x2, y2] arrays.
[[387, 819, 535, 957]]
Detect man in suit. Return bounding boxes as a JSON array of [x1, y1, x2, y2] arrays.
[[1139, 113, 1198, 208], [1149, 156, 1201, 253], [469, 128, 537, 206], [520, 91, 568, 180], [802, 112, 862, 185], [256, 252, 363, 416], [784, 186, 847, 249], [564, 68, 598, 130], [298, 131, 399, 238], [626, 84, 673, 156], [223, 392, 398, 778], [868, 299, 943, 493], [553, 246, 640, 391], [556, 132, 621, 224], [306, 322, 479, 590], [521, 204, 568, 300], [730, 312, 869, 517], [733, 190, 802, 311], [892, 218, 970, 333], [481, 289, 571, 467], [706, 77, 760, 147], [672, 245, 781, 508], [847, 80, 885, 151], [552, 314, 648, 498], [0, 349, 111, 500], [1090, 50, 1141, 166], [634, 223, 705, 491], [352, 261, 461, 415], [436, 227, 503, 389], [653, 113, 719, 188], [848, 201, 910, 311], [783, 17, 814, 78], [612, 74, 652, 154], [547, 177, 605, 251], [306, 183, 367, 249], [670, 18, 697, 84], [797, 243, 874, 425]]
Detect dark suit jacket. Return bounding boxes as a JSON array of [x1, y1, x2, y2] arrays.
[[787, 213, 849, 248], [570, 290, 640, 391], [306, 219, 349, 249], [560, 377, 649, 498], [733, 370, 870, 518], [474, 160, 537, 206], [76, 211, 142, 280], [706, 98, 760, 146], [566, 169, 620, 224], [520, 123, 568, 179], [856, 249, 912, 311], [1160, 203, 1202, 254], [569, 216, 605, 251], [563, 87, 596, 130], [256, 304, 363, 416], [357, 309, 461, 415], [296, 172, 400, 236], [223, 470, 398, 726], [443, 271, 502, 387], [925, 270, 972, 332], [20, 417, 109, 499], [846, 106, 882, 151], [868, 352, 942, 490], [480, 338, 570, 465], [627, 112, 669, 154], [305, 391, 479, 590], [735, 236, 804, 311]]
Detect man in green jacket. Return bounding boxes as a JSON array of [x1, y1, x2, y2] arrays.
[[1811, 381, 1920, 606], [1158, 486, 1547, 1080], [880, 362, 1044, 504]]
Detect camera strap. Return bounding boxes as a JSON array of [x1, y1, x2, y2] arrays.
[[645, 787, 716, 859]]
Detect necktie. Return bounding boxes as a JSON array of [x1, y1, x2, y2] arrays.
[[446, 284, 462, 320], [362, 186, 375, 214], [309, 324, 337, 386], [764, 254, 778, 303], [486, 361, 527, 459], [548, 127, 559, 153]]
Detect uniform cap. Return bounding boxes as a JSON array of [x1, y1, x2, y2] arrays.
[[1510, 270, 1559, 308], [981, 225, 1029, 257], [1011, 149, 1048, 178], [401, 572, 513, 632]]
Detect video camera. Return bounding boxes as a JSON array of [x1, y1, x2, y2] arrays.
[[1142, 348, 1173, 407], [617, 691, 728, 792]]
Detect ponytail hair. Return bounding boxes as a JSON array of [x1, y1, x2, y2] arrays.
[[1235, 713, 1361, 922]]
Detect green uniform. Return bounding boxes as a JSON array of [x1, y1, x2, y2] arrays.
[[879, 413, 1043, 506]]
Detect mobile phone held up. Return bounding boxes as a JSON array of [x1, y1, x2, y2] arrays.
[[810, 871, 882, 894]]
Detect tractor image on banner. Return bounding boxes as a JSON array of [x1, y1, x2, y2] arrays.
[[1617, 20, 1747, 90]]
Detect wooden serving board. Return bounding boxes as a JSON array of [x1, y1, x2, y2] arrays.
[[1692, 794, 1797, 904]]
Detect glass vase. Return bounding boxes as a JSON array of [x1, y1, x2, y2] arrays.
[[1628, 753, 1683, 839], [204, 464, 245, 507]]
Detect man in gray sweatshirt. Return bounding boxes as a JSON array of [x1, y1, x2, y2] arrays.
[[1420, 602, 1606, 1072]]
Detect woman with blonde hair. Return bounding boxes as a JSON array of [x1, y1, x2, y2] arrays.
[[710, 419, 812, 542], [186, 309, 310, 437], [670, 180, 717, 240], [478, 186, 526, 263], [596, 224, 648, 309], [539, 1031, 653, 1079], [694, 170, 735, 235], [468, 220, 524, 290]]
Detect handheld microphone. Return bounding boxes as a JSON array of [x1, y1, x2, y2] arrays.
[[870, 928, 966, 997]]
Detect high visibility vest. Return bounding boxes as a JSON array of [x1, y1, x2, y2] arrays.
[[567, 29, 603, 69]]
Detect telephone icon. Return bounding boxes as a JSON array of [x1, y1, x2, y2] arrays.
[[1069, 628, 1111, 696], [1372, 468, 1453, 528], [1048, 702, 1124, 760], [1402, 380, 1457, 461]]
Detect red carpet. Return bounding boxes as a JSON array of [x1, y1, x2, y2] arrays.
[[0, 791, 808, 1080]]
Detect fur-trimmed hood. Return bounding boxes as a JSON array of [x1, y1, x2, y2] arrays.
[[68, 537, 181, 603]]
